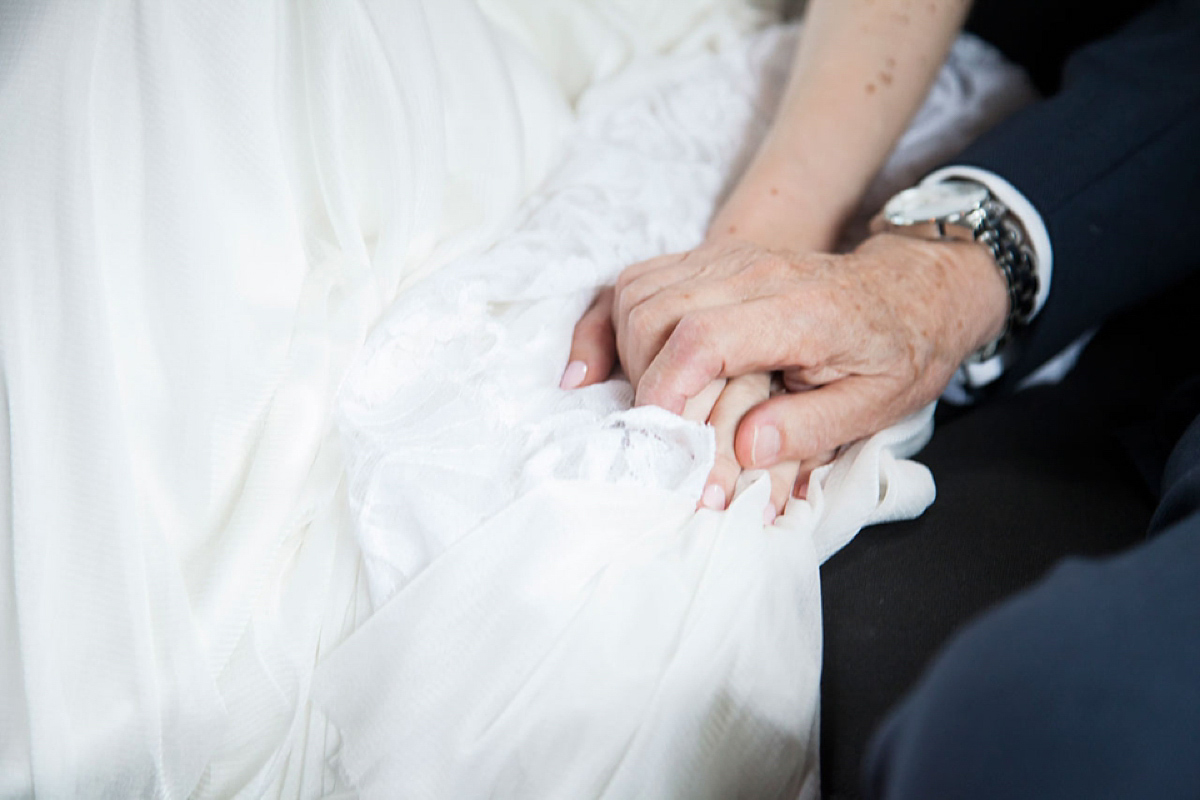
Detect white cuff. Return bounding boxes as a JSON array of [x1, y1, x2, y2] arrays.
[[924, 166, 1053, 388]]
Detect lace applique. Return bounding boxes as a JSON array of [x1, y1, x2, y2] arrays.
[[338, 24, 1033, 605]]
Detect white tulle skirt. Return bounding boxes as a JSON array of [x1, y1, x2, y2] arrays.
[[0, 1, 1031, 796]]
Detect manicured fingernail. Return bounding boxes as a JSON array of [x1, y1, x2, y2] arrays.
[[763, 505, 777, 526], [751, 424, 781, 466], [560, 360, 587, 390], [701, 483, 726, 510]]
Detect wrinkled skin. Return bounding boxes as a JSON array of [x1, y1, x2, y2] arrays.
[[566, 233, 1007, 516]]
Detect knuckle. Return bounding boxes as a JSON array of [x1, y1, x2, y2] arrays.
[[784, 431, 819, 462], [780, 411, 827, 459], [671, 313, 711, 352], [726, 373, 770, 400], [711, 451, 741, 480], [626, 302, 659, 342], [616, 272, 643, 302], [580, 304, 613, 334], [615, 264, 647, 294], [813, 448, 839, 467], [711, 383, 766, 427], [757, 252, 790, 279], [613, 282, 635, 320]]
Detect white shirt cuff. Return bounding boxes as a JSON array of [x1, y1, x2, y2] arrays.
[[923, 166, 1053, 389]]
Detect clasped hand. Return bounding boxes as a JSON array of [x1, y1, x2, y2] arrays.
[[565, 233, 1008, 519]]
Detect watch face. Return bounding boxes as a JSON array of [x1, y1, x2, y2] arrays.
[[884, 180, 989, 225]]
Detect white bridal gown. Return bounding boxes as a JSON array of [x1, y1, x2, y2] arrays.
[[0, 1, 1032, 797]]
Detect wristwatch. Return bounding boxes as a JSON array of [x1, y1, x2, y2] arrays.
[[871, 178, 1039, 362]]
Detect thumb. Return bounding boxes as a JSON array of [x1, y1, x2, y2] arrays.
[[562, 288, 616, 389], [734, 376, 894, 467]]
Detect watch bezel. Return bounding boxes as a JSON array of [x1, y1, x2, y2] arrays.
[[882, 180, 991, 228]]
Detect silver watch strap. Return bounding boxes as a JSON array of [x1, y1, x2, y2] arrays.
[[963, 197, 1039, 363]]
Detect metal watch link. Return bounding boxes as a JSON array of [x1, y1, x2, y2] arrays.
[[871, 179, 1039, 362]]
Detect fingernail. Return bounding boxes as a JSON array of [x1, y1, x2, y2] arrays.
[[763, 505, 777, 526], [700, 483, 726, 510], [560, 360, 587, 390], [751, 424, 781, 466]]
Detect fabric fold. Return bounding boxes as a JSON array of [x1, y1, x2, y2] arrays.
[[318, 23, 1031, 799]]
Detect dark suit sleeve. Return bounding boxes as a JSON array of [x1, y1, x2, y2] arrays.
[[951, 0, 1200, 383]]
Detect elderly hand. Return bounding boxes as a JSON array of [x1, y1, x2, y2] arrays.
[[565, 233, 1008, 512], [563, 244, 827, 519]]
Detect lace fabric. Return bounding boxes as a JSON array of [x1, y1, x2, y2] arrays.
[[2, 0, 795, 793], [0, 0, 1034, 791], [318, 24, 1033, 798]]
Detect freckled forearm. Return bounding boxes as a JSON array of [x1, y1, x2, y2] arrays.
[[709, 0, 972, 252]]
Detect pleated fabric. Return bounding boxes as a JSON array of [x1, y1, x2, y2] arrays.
[[0, 2, 1029, 796], [315, 25, 1031, 800]]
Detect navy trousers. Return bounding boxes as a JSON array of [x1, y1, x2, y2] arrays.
[[818, 279, 1200, 799], [865, 416, 1200, 798]]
